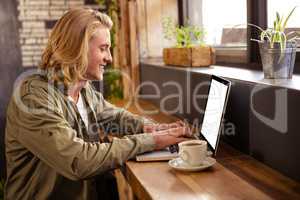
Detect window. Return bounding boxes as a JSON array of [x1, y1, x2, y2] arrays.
[[202, 0, 247, 48], [179, 0, 300, 66], [180, 0, 248, 63]]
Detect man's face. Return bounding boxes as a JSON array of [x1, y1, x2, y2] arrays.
[[85, 27, 112, 80]]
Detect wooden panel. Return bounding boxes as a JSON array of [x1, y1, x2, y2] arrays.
[[118, 0, 130, 67], [136, 0, 178, 58], [125, 161, 273, 200], [112, 10, 121, 69], [136, 0, 147, 57], [115, 169, 134, 200], [128, 1, 140, 96], [143, 0, 178, 57], [219, 156, 300, 200], [118, 0, 131, 99], [145, 0, 163, 57], [121, 65, 132, 100]]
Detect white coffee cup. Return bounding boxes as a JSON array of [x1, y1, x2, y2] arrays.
[[178, 140, 207, 166]]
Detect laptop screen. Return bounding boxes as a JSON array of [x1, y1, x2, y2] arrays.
[[200, 76, 230, 152]]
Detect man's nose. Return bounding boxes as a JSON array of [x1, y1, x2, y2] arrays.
[[105, 50, 112, 64]]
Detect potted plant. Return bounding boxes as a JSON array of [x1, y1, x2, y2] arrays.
[[250, 6, 299, 79], [162, 17, 215, 67]]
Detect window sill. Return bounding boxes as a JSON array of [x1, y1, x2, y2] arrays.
[[215, 47, 247, 64], [140, 57, 300, 91]]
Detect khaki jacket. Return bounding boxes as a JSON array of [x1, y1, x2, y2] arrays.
[[4, 72, 155, 200]]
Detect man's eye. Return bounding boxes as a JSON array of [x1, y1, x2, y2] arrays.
[[100, 48, 106, 52]]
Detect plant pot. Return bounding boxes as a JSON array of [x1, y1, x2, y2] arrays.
[[259, 41, 297, 79], [163, 46, 216, 67]]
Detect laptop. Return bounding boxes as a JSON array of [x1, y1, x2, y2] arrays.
[[136, 75, 231, 161]]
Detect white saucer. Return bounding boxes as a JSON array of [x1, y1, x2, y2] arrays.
[[168, 157, 216, 172]]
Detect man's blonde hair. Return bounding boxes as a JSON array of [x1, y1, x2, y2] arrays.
[[40, 8, 113, 86]]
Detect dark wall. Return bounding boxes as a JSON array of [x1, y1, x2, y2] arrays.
[[249, 86, 300, 182], [139, 64, 251, 153], [140, 63, 300, 182], [0, 0, 23, 179]]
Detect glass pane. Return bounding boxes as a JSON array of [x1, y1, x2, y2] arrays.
[[268, 2, 300, 28], [202, 0, 247, 47], [268, 1, 300, 47]]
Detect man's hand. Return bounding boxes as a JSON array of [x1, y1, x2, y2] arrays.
[[151, 125, 192, 150]]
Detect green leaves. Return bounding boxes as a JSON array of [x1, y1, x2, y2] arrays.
[[283, 6, 297, 30], [103, 68, 123, 100], [162, 17, 175, 41], [162, 17, 205, 48], [250, 6, 299, 51]]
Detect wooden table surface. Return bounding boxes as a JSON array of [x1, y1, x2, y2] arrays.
[[112, 99, 300, 200]]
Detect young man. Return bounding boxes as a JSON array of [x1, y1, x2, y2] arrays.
[[4, 8, 190, 199]]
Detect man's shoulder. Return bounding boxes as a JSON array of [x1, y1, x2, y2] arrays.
[[13, 72, 61, 105], [7, 73, 50, 114], [17, 72, 49, 94]]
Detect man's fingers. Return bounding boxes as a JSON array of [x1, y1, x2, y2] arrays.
[[171, 120, 184, 128], [163, 126, 191, 137], [184, 126, 193, 137], [155, 120, 187, 132], [176, 120, 185, 126], [159, 124, 169, 130]]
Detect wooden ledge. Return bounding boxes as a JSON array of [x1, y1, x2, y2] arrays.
[[141, 58, 300, 91]]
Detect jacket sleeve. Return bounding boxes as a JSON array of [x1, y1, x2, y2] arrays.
[[12, 87, 156, 181], [92, 89, 155, 135]]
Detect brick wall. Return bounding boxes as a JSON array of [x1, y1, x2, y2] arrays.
[[17, 0, 103, 67]]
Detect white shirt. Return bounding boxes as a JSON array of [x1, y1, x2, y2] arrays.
[[69, 93, 89, 128]]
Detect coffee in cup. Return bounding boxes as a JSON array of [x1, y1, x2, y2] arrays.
[[178, 140, 207, 166]]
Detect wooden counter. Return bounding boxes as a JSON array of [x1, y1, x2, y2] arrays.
[[112, 100, 300, 200], [125, 144, 300, 200]]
